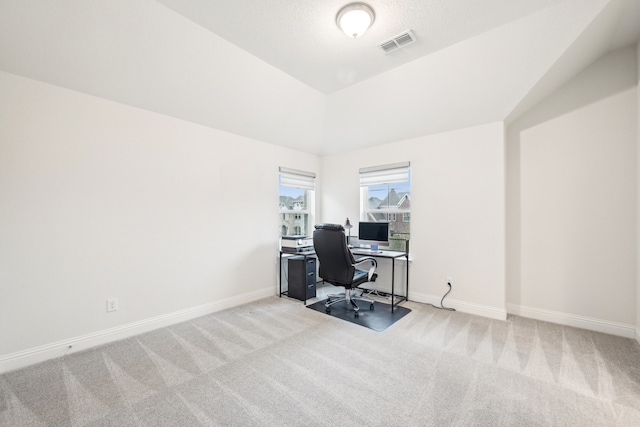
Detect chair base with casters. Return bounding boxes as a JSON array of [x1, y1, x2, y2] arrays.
[[324, 270, 376, 317]]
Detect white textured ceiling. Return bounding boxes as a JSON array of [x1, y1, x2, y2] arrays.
[[156, 0, 571, 94], [0, 0, 638, 155]]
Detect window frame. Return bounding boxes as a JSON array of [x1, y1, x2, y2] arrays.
[[359, 162, 411, 250], [279, 167, 316, 238]]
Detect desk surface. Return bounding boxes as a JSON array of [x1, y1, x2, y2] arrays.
[[350, 248, 407, 258], [280, 248, 407, 258]]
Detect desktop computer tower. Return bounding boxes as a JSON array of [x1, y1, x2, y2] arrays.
[[287, 256, 316, 301]]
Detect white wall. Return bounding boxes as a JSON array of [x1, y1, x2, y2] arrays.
[[507, 46, 638, 336], [0, 71, 320, 370], [637, 41, 640, 344], [321, 123, 506, 319]]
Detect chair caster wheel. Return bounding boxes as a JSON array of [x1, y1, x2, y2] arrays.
[[354, 313, 359, 318], [370, 304, 374, 311], [325, 308, 331, 314]]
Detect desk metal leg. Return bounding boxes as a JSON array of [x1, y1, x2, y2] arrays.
[[391, 254, 409, 312], [391, 258, 395, 313], [405, 254, 409, 302], [279, 252, 282, 297]]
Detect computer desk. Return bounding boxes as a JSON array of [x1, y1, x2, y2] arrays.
[[278, 247, 409, 313], [350, 248, 409, 313]]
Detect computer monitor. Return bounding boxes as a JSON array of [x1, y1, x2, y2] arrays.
[[358, 221, 389, 251]]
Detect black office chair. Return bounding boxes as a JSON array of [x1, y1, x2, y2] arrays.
[[313, 223, 378, 317]]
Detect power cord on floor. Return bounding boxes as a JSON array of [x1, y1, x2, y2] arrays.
[[427, 281, 456, 311]]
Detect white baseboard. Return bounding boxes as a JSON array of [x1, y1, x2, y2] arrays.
[[410, 291, 507, 321], [507, 303, 636, 339], [0, 287, 274, 374]]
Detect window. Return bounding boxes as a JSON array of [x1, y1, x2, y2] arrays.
[[360, 162, 410, 251], [279, 167, 315, 237]]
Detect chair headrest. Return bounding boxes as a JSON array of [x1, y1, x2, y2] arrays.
[[314, 223, 344, 231]]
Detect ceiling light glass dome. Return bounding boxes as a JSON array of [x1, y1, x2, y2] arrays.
[[336, 3, 375, 38]]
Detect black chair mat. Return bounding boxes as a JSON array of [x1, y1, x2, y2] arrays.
[[307, 298, 411, 331]]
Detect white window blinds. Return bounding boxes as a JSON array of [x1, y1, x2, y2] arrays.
[[279, 167, 316, 190], [359, 162, 410, 186]]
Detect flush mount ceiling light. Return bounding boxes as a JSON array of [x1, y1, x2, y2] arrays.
[[336, 3, 375, 39]]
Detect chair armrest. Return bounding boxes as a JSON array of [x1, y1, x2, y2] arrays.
[[353, 257, 377, 281], [353, 256, 377, 267]]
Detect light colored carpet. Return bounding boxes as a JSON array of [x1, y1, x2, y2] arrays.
[[1, 295, 640, 426]]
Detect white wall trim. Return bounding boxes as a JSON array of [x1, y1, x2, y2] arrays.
[[410, 291, 507, 321], [507, 303, 636, 339], [635, 327, 640, 345], [0, 287, 274, 374]]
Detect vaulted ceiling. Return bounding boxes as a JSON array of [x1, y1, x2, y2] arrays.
[[0, 0, 638, 155]]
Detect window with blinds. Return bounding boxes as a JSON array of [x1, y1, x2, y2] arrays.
[[279, 167, 316, 237], [360, 162, 410, 251]]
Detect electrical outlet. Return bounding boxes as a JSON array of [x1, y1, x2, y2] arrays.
[[107, 298, 118, 312], [446, 276, 453, 284]]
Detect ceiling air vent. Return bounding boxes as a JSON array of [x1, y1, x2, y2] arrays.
[[378, 30, 416, 54]]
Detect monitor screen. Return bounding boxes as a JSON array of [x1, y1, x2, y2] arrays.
[[358, 222, 389, 246]]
